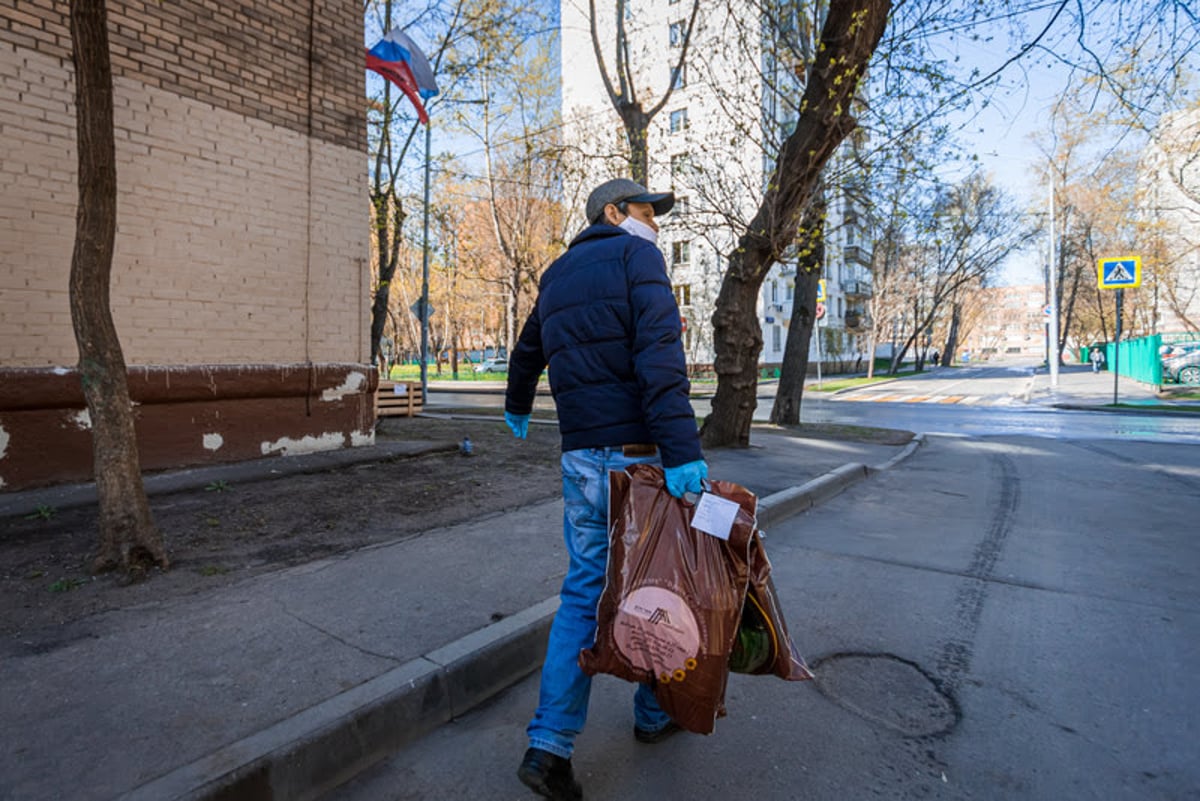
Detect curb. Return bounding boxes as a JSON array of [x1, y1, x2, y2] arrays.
[[756, 463, 869, 531], [0, 441, 459, 519], [117, 598, 559, 801], [122, 439, 926, 801], [872, 432, 926, 472], [830, 376, 903, 396], [1050, 402, 1200, 417]]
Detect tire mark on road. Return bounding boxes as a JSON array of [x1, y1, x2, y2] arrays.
[[936, 451, 1020, 692]]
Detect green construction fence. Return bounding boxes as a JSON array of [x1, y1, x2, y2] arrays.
[[1080, 334, 1163, 385]]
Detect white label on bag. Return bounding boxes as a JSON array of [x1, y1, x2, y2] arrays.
[[691, 492, 739, 540]]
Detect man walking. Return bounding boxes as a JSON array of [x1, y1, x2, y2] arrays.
[[505, 178, 708, 800]]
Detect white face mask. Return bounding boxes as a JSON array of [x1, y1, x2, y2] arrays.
[[618, 215, 658, 245]]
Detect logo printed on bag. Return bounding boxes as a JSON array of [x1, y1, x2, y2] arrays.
[[615, 586, 701, 677]]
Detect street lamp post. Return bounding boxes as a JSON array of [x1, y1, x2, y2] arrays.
[[1047, 176, 1059, 388], [419, 120, 432, 400]]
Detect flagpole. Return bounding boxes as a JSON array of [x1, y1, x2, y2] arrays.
[[420, 117, 431, 400]]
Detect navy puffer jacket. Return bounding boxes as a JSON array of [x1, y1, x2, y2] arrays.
[[505, 224, 702, 468]]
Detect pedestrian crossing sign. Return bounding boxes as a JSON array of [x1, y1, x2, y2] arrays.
[[1097, 257, 1141, 289], [816, 279, 826, 303]]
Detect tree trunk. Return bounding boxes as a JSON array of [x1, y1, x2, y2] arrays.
[[942, 301, 961, 367], [506, 268, 520, 356], [370, 197, 405, 368], [702, 263, 768, 447], [702, 0, 890, 448], [770, 196, 825, 425], [865, 328, 878, 378], [618, 104, 651, 185], [69, 0, 168, 575]]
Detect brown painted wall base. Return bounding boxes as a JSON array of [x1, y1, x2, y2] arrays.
[[0, 364, 379, 492]]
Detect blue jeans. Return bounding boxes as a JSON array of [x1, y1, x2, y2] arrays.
[[526, 447, 673, 758]]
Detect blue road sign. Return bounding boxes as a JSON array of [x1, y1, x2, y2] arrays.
[[1097, 257, 1141, 290], [816, 279, 826, 302]]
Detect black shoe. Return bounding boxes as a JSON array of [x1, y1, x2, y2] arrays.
[[518, 747, 583, 800], [633, 720, 684, 744]]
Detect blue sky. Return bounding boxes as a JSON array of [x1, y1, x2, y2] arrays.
[[369, 1, 1195, 285]]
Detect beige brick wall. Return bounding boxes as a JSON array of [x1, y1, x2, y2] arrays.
[[0, 0, 363, 149], [0, 38, 369, 366]]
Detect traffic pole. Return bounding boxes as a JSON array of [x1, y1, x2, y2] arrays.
[[1113, 288, 1123, 405]]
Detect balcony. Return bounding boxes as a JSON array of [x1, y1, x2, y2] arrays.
[[844, 280, 873, 298], [845, 311, 871, 330], [844, 245, 871, 266]]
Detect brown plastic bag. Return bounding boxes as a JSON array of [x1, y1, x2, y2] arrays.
[[728, 532, 814, 681], [579, 464, 757, 734]]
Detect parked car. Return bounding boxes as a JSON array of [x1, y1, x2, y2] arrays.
[[1160, 341, 1200, 360], [1162, 347, 1200, 385], [473, 357, 508, 374]]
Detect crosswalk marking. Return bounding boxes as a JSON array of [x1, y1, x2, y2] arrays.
[[835, 392, 1024, 407]]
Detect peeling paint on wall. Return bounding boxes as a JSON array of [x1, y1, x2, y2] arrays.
[[0, 425, 7, 489], [203, 433, 224, 451], [321, 371, 366, 402], [72, 409, 92, 430], [350, 429, 375, 447], [260, 432, 344, 457]]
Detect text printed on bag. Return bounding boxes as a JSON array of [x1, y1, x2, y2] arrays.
[[690, 492, 740, 540]]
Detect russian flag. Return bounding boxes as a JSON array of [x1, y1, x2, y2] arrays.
[[366, 30, 439, 124]]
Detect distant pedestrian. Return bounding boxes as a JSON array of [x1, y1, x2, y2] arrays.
[[1090, 347, 1104, 373], [505, 177, 706, 800], [931, 350, 940, 367]]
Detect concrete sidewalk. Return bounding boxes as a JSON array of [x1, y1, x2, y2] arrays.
[[0, 428, 919, 801], [1033, 363, 1200, 411]]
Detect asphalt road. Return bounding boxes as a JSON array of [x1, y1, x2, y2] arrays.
[[331, 434, 1200, 800], [429, 364, 1200, 445]]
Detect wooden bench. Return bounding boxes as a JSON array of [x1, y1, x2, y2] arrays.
[[376, 380, 424, 417]]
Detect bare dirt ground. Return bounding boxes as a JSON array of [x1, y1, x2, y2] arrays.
[[0, 415, 562, 643], [0, 413, 908, 645]]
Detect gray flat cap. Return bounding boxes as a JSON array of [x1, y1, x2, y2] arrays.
[[586, 178, 675, 224]]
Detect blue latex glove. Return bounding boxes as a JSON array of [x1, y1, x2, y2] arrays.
[[505, 411, 530, 440], [664, 459, 708, 498]]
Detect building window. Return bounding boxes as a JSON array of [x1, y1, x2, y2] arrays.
[[771, 281, 778, 302], [672, 241, 691, 267], [671, 153, 690, 178], [673, 283, 691, 306], [669, 21, 685, 47], [772, 325, 782, 351], [669, 108, 689, 133], [671, 63, 687, 89], [786, 281, 794, 300], [673, 196, 689, 216]]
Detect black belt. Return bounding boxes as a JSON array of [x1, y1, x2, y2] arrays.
[[622, 444, 657, 457]]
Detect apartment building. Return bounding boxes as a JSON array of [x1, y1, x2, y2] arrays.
[[559, 0, 871, 369], [1139, 106, 1200, 334], [957, 284, 1051, 362]]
